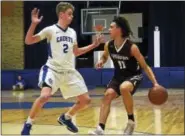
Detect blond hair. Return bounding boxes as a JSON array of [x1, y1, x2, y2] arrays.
[[56, 2, 74, 17]]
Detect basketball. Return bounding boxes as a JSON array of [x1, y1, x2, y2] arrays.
[[148, 85, 168, 105]]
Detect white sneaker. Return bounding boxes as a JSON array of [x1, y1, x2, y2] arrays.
[[88, 126, 104, 135], [124, 120, 135, 135]]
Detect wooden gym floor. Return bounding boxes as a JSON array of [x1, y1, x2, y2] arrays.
[[1, 88, 184, 135]]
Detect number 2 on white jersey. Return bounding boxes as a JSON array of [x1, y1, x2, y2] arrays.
[[63, 44, 68, 53]]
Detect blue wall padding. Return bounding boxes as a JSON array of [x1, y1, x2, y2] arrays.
[[101, 69, 114, 86], [153, 68, 170, 88], [1, 67, 184, 90], [169, 71, 184, 88], [1, 71, 16, 90], [78, 68, 102, 86]]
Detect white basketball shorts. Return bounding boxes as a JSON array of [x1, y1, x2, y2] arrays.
[[38, 65, 88, 99]]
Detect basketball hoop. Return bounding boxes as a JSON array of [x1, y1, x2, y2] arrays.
[[81, 8, 119, 35], [94, 25, 104, 35]]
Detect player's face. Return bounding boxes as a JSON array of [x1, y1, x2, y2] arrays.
[[60, 8, 74, 25], [109, 22, 122, 39]]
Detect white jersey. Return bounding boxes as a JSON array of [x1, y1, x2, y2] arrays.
[[36, 24, 77, 72]]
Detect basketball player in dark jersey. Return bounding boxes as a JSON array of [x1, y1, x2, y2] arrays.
[[89, 17, 160, 135]]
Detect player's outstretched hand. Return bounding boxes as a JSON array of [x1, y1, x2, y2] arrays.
[[93, 34, 105, 47], [31, 8, 43, 24], [96, 60, 104, 69]]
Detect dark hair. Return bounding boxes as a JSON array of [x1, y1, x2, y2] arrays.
[[113, 16, 133, 38]]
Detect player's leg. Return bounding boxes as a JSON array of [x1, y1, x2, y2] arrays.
[[120, 75, 142, 134], [21, 85, 52, 135], [95, 89, 117, 134], [58, 71, 91, 133], [58, 94, 91, 133], [28, 84, 52, 120], [21, 66, 56, 135], [89, 79, 119, 135], [100, 89, 117, 126], [66, 92, 91, 116], [120, 81, 134, 120]]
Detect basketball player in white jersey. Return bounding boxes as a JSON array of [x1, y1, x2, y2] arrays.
[[21, 2, 104, 135]]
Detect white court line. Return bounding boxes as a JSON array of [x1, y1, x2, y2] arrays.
[[154, 106, 162, 134], [111, 107, 117, 128], [144, 106, 162, 134]]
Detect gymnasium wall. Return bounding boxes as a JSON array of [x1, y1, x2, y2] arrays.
[[23, 1, 185, 69], [148, 2, 185, 67], [2, 1, 24, 70], [1, 2, 184, 90], [1, 68, 184, 90]]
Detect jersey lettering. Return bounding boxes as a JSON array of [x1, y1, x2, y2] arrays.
[[56, 36, 73, 43], [118, 60, 126, 69]]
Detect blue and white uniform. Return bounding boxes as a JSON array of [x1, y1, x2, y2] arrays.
[[36, 24, 88, 99]]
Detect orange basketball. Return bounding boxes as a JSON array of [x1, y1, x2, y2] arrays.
[[148, 85, 168, 105]]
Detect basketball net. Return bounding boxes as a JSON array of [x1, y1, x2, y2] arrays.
[[94, 24, 104, 35]]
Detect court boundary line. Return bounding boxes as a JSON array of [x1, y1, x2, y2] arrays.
[[2, 122, 152, 135]]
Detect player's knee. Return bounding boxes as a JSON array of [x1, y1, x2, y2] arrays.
[[86, 97, 91, 105], [39, 95, 51, 103], [120, 84, 133, 94], [83, 97, 91, 105], [79, 97, 91, 106], [104, 91, 115, 103]]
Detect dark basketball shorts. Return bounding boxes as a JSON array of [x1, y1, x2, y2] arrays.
[[106, 74, 143, 96]]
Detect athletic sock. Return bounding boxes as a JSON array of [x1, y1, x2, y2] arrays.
[[26, 116, 34, 125], [128, 114, 135, 122], [99, 123, 105, 130], [64, 113, 72, 120]]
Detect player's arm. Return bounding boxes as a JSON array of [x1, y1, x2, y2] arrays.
[[25, 8, 44, 45], [131, 44, 159, 86], [25, 23, 41, 45], [96, 42, 109, 69], [73, 35, 104, 57], [73, 43, 97, 57]]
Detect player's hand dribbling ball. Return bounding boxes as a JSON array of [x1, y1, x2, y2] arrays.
[[148, 85, 168, 105]]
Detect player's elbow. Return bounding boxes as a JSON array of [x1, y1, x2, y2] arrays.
[[25, 41, 31, 45], [25, 39, 33, 45], [25, 36, 37, 45]]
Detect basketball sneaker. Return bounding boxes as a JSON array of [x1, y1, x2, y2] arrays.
[[21, 123, 32, 135], [124, 119, 135, 135], [57, 113, 78, 133], [88, 126, 104, 135]]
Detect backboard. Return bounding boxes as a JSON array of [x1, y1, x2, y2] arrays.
[[81, 8, 119, 35]]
